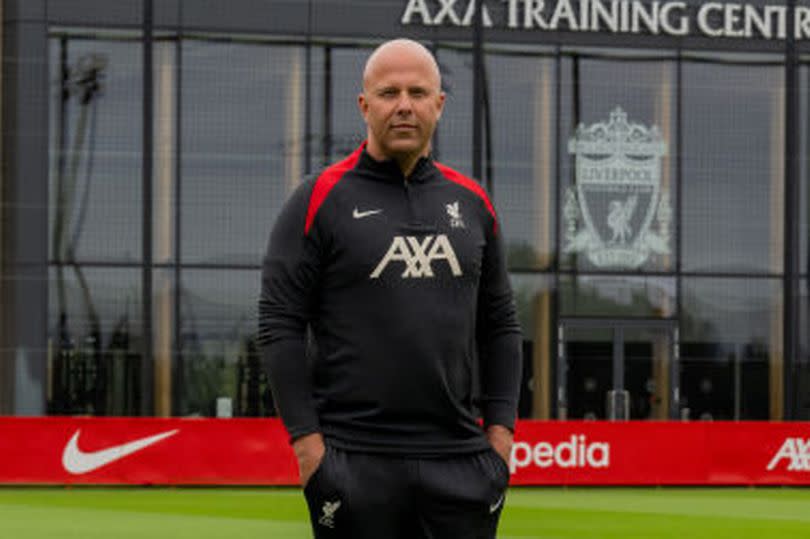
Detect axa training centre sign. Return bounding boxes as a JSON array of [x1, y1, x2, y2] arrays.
[[563, 108, 671, 269], [402, 0, 810, 40]]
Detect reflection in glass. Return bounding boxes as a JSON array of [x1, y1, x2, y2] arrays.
[[510, 274, 555, 418], [798, 280, 810, 419], [623, 326, 673, 420], [328, 47, 370, 161], [682, 56, 784, 274], [559, 53, 676, 273], [178, 269, 270, 417], [435, 46, 473, 173], [560, 275, 675, 318], [563, 325, 673, 420], [800, 63, 810, 275], [48, 37, 142, 263], [565, 327, 613, 420], [488, 50, 557, 270], [181, 41, 307, 265], [153, 41, 177, 265], [47, 267, 142, 416], [306, 45, 322, 173], [680, 277, 781, 420], [153, 269, 174, 417]]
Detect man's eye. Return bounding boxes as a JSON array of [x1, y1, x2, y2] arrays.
[[380, 89, 398, 97]]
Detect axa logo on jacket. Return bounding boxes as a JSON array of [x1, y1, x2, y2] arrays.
[[370, 234, 462, 279]]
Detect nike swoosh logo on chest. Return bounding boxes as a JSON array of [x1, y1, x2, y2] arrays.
[[353, 208, 383, 219]]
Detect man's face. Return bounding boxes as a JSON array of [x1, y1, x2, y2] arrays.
[[358, 48, 445, 162]]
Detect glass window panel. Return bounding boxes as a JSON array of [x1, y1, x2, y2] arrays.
[[798, 279, 810, 419], [328, 46, 368, 161], [682, 55, 784, 274], [48, 37, 142, 263], [680, 277, 781, 420], [560, 275, 676, 318], [47, 266, 142, 416], [435, 46, 474, 174], [561, 323, 675, 421], [152, 268, 175, 417], [559, 51, 677, 273], [565, 326, 613, 421], [153, 40, 178, 265], [178, 269, 267, 417], [510, 273, 555, 418], [181, 41, 306, 265], [488, 50, 557, 271], [623, 326, 673, 421], [800, 63, 810, 277], [308, 45, 325, 175]]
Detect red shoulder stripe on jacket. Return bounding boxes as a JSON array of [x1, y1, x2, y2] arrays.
[[305, 143, 365, 235], [435, 162, 498, 234]]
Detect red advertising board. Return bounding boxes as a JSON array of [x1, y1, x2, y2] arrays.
[[0, 417, 808, 485], [509, 421, 810, 485], [0, 417, 297, 485]]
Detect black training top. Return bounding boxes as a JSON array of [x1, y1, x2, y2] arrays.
[[258, 142, 522, 456]]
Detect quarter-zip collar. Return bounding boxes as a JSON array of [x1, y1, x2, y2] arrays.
[[354, 142, 436, 184]]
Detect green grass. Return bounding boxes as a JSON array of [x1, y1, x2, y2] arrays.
[[1, 487, 809, 538]]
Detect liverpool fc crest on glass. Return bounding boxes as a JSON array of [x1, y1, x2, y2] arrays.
[[564, 107, 671, 269]]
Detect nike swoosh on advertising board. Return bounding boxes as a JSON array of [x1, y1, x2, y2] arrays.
[[62, 428, 179, 475]]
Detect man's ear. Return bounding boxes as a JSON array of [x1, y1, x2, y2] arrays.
[[358, 93, 368, 121], [436, 91, 446, 121]]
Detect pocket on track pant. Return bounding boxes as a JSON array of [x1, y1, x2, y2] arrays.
[[302, 446, 509, 539]]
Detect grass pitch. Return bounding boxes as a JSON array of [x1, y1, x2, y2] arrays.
[[1, 487, 808, 538]]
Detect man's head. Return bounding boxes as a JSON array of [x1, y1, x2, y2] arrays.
[[358, 39, 445, 173]]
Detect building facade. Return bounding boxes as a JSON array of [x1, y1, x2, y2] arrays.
[[1, 0, 809, 420]]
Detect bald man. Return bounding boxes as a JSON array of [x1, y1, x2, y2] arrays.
[[259, 38, 522, 538]]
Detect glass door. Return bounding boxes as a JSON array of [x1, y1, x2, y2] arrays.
[[557, 318, 680, 420]]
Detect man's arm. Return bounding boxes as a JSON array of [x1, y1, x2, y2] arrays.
[[477, 210, 523, 464], [258, 179, 325, 482]]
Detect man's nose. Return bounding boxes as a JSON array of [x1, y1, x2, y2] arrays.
[[395, 93, 413, 113]]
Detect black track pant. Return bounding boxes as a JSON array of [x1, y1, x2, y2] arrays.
[[303, 446, 510, 539]]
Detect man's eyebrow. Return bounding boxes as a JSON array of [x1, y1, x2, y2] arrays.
[[372, 84, 435, 93]]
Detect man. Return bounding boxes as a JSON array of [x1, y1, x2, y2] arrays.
[[258, 38, 522, 538]]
